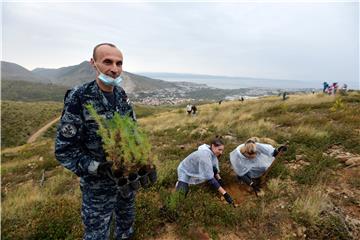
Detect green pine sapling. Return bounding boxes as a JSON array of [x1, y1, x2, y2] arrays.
[[86, 104, 152, 173]]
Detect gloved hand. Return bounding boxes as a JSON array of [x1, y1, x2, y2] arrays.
[[223, 192, 234, 204], [97, 161, 114, 176], [273, 145, 288, 157], [217, 178, 225, 187], [277, 145, 288, 152], [250, 181, 260, 193]]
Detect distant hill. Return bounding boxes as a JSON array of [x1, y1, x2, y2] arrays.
[[1, 61, 52, 84], [31, 61, 179, 92], [1, 60, 212, 102], [2, 61, 309, 103], [32, 61, 96, 87]]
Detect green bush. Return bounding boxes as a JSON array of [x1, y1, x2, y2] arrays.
[[303, 212, 350, 239], [135, 192, 165, 239], [293, 153, 338, 185]]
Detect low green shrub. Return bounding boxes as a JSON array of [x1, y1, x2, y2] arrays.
[[293, 153, 338, 185]]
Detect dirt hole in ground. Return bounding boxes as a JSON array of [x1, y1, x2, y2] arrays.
[[225, 182, 254, 204]]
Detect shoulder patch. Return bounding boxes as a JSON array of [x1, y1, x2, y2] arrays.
[[60, 123, 77, 138]]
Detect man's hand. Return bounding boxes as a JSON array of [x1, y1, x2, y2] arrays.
[[223, 192, 234, 205], [97, 161, 114, 176]]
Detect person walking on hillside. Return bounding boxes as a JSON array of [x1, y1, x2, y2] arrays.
[[55, 43, 136, 240], [332, 82, 339, 94], [186, 104, 192, 115], [323, 82, 329, 93], [229, 138, 287, 194], [341, 83, 348, 93], [282, 92, 288, 101], [191, 105, 197, 116], [175, 137, 235, 206]]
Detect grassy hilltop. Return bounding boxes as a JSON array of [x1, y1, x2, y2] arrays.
[[1, 101, 63, 148], [1, 92, 360, 239]]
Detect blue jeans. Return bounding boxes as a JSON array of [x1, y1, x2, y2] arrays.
[[175, 181, 189, 196]]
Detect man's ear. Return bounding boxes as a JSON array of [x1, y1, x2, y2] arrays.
[[90, 58, 98, 72], [90, 58, 95, 67]]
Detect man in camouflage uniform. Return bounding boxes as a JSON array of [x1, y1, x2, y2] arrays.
[[55, 43, 136, 240]]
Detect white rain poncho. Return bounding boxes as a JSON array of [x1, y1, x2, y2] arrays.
[[230, 143, 275, 178], [177, 144, 219, 185]]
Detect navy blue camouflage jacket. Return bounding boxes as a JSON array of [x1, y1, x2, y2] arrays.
[[55, 80, 136, 178]]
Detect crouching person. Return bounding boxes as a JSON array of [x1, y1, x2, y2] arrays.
[[175, 137, 234, 205], [229, 138, 287, 194]]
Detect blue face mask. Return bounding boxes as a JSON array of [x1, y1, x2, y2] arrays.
[[94, 63, 123, 87], [98, 72, 123, 87]]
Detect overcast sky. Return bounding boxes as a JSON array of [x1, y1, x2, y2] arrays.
[[2, 1, 359, 88]]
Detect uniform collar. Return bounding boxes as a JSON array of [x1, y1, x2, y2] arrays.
[[93, 80, 119, 111]]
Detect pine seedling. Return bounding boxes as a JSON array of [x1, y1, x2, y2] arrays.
[[86, 104, 151, 171]]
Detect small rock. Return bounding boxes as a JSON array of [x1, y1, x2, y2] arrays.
[[296, 155, 304, 161], [345, 157, 360, 166], [345, 159, 356, 166], [336, 154, 350, 162], [39, 156, 44, 161], [223, 135, 236, 141], [296, 226, 306, 237]]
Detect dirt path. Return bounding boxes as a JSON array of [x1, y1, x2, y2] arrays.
[[27, 116, 60, 144]]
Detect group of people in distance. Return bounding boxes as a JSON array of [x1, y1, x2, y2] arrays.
[[175, 136, 287, 205], [323, 81, 348, 95]]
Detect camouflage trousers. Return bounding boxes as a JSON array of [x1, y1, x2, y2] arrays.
[[80, 178, 136, 240]]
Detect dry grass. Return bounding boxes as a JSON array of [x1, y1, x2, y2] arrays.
[[292, 186, 330, 224], [2, 170, 80, 216], [294, 125, 330, 140], [140, 97, 281, 136], [267, 178, 284, 196]]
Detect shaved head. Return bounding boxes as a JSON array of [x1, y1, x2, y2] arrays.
[[93, 43, 117, 60]]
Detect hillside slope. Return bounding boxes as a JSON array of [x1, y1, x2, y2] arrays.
[[1, 61, 51, 84], [1, 101, 63, 148], [1, 92, 360, 239], [1, 80, 68, 102]]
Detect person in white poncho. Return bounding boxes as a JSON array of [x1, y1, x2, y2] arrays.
[[230, 138, 287, 194], [176, 137, 235, 205]]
